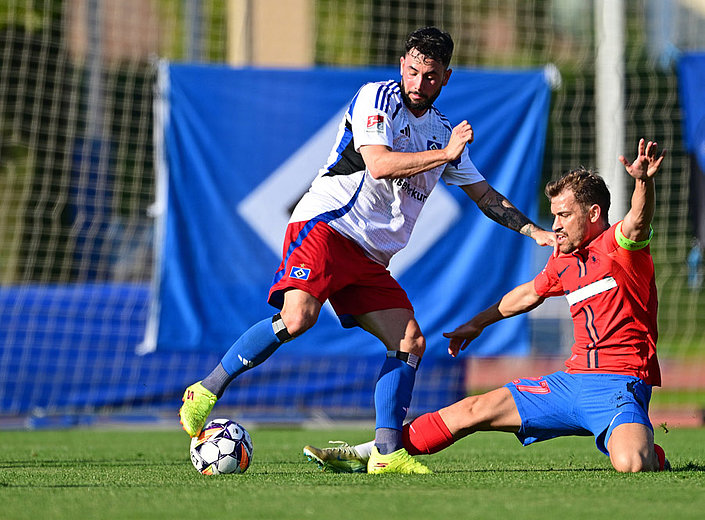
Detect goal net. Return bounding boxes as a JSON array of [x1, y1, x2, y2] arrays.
[[1, 0, 703, 427]]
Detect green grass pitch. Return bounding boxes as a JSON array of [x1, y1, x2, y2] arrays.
[[1, 426, 704, 520]]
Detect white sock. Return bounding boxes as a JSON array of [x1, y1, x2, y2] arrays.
[[354, 440, 375, 459]]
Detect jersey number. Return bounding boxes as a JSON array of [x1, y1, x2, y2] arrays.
[[512, 377, 551, 394]]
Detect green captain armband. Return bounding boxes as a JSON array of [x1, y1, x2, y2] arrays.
[[615, 221, 654, 251]]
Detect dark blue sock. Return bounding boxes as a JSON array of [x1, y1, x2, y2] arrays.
[[374, 355, 417, 454], [203, 316, 286, 397]]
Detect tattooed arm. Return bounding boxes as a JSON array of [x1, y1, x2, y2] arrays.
[[461, 181, 557, 251]]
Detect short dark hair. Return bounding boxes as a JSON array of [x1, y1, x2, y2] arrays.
[[404, 27, 454, 68], [545, 167, 611, 224]]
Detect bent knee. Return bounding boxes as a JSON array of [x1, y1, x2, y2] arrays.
[[610, 449, 656, 473], [401, 331, 426, 357], [607, 422, 657, 472], [279, 309, 317, 337]]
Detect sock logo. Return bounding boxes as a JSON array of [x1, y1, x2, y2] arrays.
[[238, 354, 254, 368]]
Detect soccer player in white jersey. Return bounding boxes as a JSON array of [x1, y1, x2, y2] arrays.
[[179, 27, 556, 474]]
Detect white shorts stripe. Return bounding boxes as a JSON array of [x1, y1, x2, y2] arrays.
[[565, 276, 618, 306]]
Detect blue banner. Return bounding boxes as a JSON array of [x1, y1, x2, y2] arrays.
[[678, 52, 705, 245], [148, 63, 552, 359], [679, 53, 705, 172]]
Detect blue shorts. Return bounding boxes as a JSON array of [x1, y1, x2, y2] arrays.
[[505, 371, 653, 456]]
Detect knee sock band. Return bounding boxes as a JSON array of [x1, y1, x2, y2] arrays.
[[387, 350, 421, 370], [272, 313, 292, 342]]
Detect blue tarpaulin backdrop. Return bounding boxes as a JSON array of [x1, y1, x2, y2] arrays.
[[147, 63, 552, 360], [0, 64, 552, 421], [678, 52, 705, 246]]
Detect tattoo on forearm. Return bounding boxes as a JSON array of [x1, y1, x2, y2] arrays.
[[478, 189, 534, 235], [519, 223, 534, 237]]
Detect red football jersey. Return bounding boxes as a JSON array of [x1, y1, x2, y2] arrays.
[[533, 222, 661, 386]]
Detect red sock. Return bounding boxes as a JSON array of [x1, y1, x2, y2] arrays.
[[402, 411, 455, 455], [654, 443, 668, 471]]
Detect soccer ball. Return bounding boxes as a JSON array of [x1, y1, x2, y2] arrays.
[[189, 418, 253, 475]]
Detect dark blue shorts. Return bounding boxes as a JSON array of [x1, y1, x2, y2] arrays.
[[505, 371, 653, 455]]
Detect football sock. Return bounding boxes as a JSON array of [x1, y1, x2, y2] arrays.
[[375, 428, 402, 455], [353, 412, 454, 458], [201, 363, 230, 397], [202, 314, 292, 398], [353, 440, 375, 459], [654, 443, 668, 471], [374, 352, 419, 455], [402, 411, 455, 455]]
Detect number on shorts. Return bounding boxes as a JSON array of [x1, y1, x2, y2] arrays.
[[512, 377, 551, 394]]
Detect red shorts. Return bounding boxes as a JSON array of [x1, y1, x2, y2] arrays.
[[268, 220, 412, 327]]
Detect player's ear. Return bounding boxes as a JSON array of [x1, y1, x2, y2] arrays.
[[400, 55, 405, 76], [442, 68, 452, 86], [588, 203, 601, 223]]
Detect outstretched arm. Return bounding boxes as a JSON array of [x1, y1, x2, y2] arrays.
[[618, 138, 666, 242], [443, 281, 544, 357], [462, 181, 558, 254]]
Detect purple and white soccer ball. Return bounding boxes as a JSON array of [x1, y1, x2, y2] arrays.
[[189, 418, 253, 475]]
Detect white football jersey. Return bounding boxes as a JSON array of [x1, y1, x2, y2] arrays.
[[289, 80, 484, 266]]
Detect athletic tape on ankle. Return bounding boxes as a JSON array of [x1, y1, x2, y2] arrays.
[[271, 313, 293, 342], [387, 350, 421, 369]]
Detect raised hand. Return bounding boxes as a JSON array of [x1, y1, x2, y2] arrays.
[[618, 138, 666, 180]]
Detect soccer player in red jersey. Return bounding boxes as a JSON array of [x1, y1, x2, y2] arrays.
[[304, 139, 670, 473]]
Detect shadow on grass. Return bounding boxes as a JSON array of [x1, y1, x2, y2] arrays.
[[438, 463, 705, 473], [677, 462, 705, 472], [437, 467, 611, 473], [0, 459, 184, 469], [0, 482, 170, 488]]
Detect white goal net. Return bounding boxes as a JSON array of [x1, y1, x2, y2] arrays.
[[1, 0, 703, 426]]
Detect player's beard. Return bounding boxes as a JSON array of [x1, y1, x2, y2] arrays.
[[557, 228, 587, 254], [400, 79, 442, 113]]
